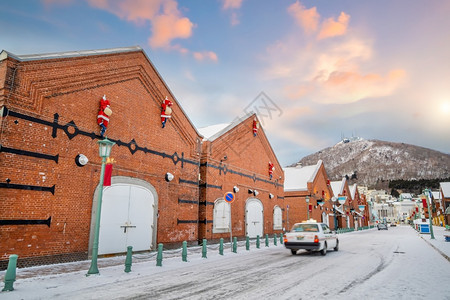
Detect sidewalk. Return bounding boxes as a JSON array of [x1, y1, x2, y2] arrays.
[[417, 225, 450, 262], [0, 242, 244, 281]]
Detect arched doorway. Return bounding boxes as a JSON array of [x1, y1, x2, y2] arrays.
[[90, 177, 158, 255], [245, 198, 263, 238]]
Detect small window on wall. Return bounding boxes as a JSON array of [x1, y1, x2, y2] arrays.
[[273, 206, 282, 230], [213, 199, 231, 233]]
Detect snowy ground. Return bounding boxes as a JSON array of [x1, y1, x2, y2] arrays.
[[1, 225, 449, 300]]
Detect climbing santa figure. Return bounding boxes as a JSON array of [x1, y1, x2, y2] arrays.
[[161, 96, 173, 128], [268, 161, 275, 180], [253, 117, 259, 137], [97, 95, 112, 137]]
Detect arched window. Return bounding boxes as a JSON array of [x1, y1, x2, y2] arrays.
[[213, 199, 231, 233], [273, 205, 282, 230]]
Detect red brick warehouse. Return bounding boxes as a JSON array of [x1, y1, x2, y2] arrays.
[[283, 160, 335, 229], [198, 114, 285, 242], [0, 47, 203, 269]]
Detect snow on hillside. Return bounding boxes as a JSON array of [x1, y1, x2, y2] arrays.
[[297, 139, 450, 186]]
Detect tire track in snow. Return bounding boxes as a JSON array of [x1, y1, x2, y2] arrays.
[[336, 244, 396, 295]]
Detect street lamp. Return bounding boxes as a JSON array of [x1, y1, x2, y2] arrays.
[[305, 196, 310, 221], [331, 197, 338, 230], [424, 189, 435, 240], [87, 137, 115, 276]]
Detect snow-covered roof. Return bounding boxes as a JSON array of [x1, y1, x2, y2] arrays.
[[330, 178, 346, 197], [400, 193, 413, 200], [440, 182, 450, 198], [334, 205, 344, 215], [354, 211, 364, 217], [198, 113, 254, 142], [283, 161, 322, 191], [198, 123, 231, 141], [350, 184, 357, 199], [0, 46, 142, 62], [431, 191, 441, 200]]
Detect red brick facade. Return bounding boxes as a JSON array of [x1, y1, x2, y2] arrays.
[[0, 47, 203, 268], [284, 161, 336, 230], [198, 115, 285, 241]]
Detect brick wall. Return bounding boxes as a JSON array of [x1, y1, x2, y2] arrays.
[[199, 115, 285, 241], [0, 48, 202, 268], [284, 162, 337, 229]]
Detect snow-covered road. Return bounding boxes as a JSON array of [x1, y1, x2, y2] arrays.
[[2, 226, 449, 299]]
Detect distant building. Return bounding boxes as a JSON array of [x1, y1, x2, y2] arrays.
[[393, 200, 416, 223], [329, 177, 357, 229], [440, 182, 450, 225], [399, 193, 413, 201], [283, 161, 335, 229]]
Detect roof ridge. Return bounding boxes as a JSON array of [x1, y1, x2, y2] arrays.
[[1, 46, 143, 62]]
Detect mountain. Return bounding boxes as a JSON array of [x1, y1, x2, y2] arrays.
[[295, 138, 450, 188]]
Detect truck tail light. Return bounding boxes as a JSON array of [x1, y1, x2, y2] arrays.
[[314, 235, 319, 243], [283, 238, 288, 243]]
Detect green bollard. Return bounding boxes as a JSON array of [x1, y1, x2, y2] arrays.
[[124, 246, 133, 273], [232, 237, 237, 253], [2, 254, 18, 291], [256, 235, 260, 249], [202, 239, 207, 258], [219, 238, 224, 255], [156, 243, 163, 267], [280, 233, 284, 244], [246, 236, 250, 251], [182, 241, 188, 262], [274, 233, 278, 246], [265, 234, 269, 247]]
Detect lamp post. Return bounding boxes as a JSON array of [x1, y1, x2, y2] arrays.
[[87, 138, 115, 276], [305, 196, 310, 221], [424, 189, 435, 240], [331, 197, 338, 230]]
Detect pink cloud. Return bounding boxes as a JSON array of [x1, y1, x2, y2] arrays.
[[222, 0, 243, 10], [287, 1, 319, 34], [84, 0, 194, 50], [87, 0, 160, 24], [318, 68, 406, 103], [222, 0, 244, 26], [150, 14, 194, 48], [193, 51, 218, 62], [284, 85, 312, 100], [317, 12, 350, 40]]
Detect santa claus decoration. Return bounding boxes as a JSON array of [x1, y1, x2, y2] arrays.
[[253, 118, 259, 136], [268, 161, 275, 180], [161, 96, 173, 128], [97, 95, 112, 137]]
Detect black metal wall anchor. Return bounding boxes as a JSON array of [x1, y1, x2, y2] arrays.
[[0, 217, 51, 227]]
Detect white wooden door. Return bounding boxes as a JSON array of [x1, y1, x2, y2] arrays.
[[246, 199, 263, 238], [322, 212, 328, 226], [98, 184, 155, 255]]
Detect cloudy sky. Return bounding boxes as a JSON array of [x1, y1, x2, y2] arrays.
[[2, 0, 450, 165]]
